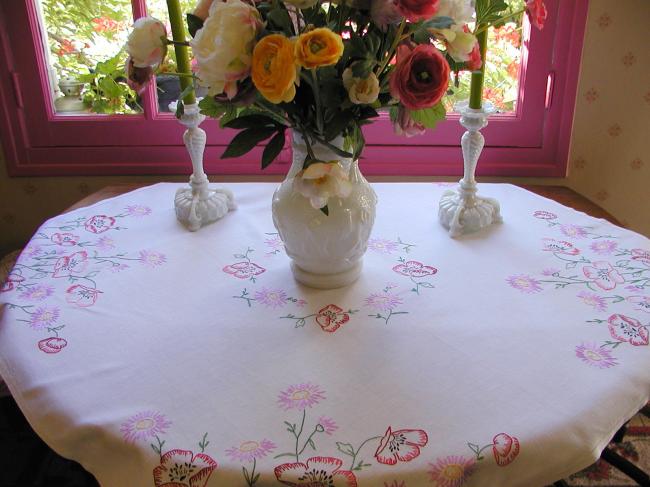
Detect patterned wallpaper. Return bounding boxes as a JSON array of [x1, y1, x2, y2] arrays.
[[0, 0, 648, 256]]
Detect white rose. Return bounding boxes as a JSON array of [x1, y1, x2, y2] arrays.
[[283, 0, 319, 8], [190, 0, 262, 97], [434, 26, 477, 62], [293, 162, 352, 210], [342, 68, 380, 105], [436, 0, 475, 25], [126, 17, 167, 68]]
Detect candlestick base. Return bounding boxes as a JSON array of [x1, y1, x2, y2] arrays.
[[439, 101, 502, 238], [171, 101, 236, 231]]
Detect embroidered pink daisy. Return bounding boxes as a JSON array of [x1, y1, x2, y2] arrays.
[[560, 224, 588, 239], [364, 292, 403, 312], [590, 240, 618, 256], [627, 296, 650, 314], [278, 383, 325, 411], [575, 343, 618, 368], [138, 250, 166, 268], [96, 236, 116, 251], [254, 288, 288, 308], [577, 291, 608, 312], [125, 205, 152, 217], [368, 238, 399, 255], [428, 455, 475, 487], [264, 235, 284, 253], [318, 416, 338, 435], [225, 439, 276, 463], [19, 284, 54, 302], [506, 275, 542, 294], [29, 306, 60, 331], [120, 411, 171, 443]]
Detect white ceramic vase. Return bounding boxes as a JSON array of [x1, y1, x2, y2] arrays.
[[272, 134, 377, 289]]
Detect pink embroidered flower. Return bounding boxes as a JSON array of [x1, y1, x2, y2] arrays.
[[316, 304, 350, 333], [121, 411, 172, 443], [364, 292, 403, 312], [542, 238, 580, 255], [139, 250, 167, 268], [223, 262, 266, 280], [96, 236, 116, 251], [393, 261, 437, 278], [296, 299, 307, 308], [607, 314, 649, 346], [0, 280, 14, 292], [627, 296, 650, 314], [374, 427, 428, 465], [52, 251, 89, 278], [19, 284, 54, 302], [318, 416, 338, 435], [278, 383, 325, 411], [577, 291, 608, 312], [597, 13, 611, 29], [506, 275, 542, 294], [84, 215, 116, 234], [541, 268, 560, 276], [368, 238, 399, 254], [51, 232, 80, 246], [590, 240, 618, 256], [264, 235, 284, 253], [631, 249, 650, 267], [560, 224, 588, 239], [66, 284, 102, 307], [225, 439, 276, 463], [427, 455, 475, 487], [583, 262, 625, 290], [29, 306, 60, 331], [607, 123, 622, 137], [38, 337, 67, 354], [254, 288, 288, 308], [125, 204, 152, 217], [274, 456, 357, 487], [1, 271, 24, 292], [533, 211, 557, 220], [153, 449, 217, 487], [492, 433, 520, 466], [584, 88, 598, 103], [575, 342, 618, 369]]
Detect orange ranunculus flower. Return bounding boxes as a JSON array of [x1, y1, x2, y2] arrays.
[[294, 28, 344, 69], [252, 34, 297, 104]]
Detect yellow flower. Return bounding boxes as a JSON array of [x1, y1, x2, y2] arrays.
[[252, 34, 297, 104], [294, 28, 344, 69]]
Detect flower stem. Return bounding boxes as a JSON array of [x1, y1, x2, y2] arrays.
[[376, 19, 406, 77]]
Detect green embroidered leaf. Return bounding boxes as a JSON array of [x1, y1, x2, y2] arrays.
[[336, 442, 355, 457]]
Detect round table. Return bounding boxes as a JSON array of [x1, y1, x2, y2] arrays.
[[1, 183, 648, 487]]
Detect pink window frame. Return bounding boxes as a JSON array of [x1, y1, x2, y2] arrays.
[[0, 0, 587, 177]]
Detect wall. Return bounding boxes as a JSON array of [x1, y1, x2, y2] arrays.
[[0, 0, 648, 256], [565, 0, 650, 235]]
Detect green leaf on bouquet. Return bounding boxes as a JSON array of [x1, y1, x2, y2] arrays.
[[319, 205, 329, 216], [475, 0, 509, 25], [223, 114, 278, 130], [221, 126, 277, 159], [267, 7, 293, 35], [409, 103, 446, 129], [261, 129, 286, 169], [198, 97, 228, 119], [351, 59, 375, 79], [186, 13, 204, 38], [412, 16, 454, 43]]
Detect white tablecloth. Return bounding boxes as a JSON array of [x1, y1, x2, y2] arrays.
[[1, 183, 649, 487]]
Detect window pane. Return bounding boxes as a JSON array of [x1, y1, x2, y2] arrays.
[[38, 0, 142, 115], [446, 2, 524, 114], [145, 0, 207, 113]]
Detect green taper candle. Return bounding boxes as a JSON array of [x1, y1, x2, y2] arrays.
[[166, 0, 196, 105], [468, 27, 488, 109]]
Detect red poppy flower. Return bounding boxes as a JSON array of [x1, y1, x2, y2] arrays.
[[275, 456, 357, 487], [392, 260, 437, 278], [84, 215, 116, 234], [153, 449, 217, 487], [53, 251, 89, 278], [66, 284, 102, 307], [223, 262, 266, 280], [492, 433, 520, 466], [374, 427, 428, 465], [316, 304, 350, 333]]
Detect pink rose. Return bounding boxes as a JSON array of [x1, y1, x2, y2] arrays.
[[526, 0, 547, 30], [390, 44, 450, 111], [393, 105, 425, 137], [396, 0, 439, 22]]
